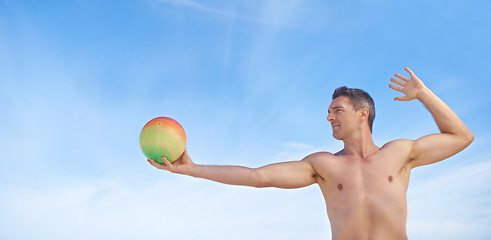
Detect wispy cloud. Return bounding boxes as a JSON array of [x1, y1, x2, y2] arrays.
[[0, 176, 329, 239], [407, 159, 491, 239], [157, 0, 235, 17], [155, 0, 329, 29]]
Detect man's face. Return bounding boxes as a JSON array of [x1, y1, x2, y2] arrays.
[[327, 96, 359, 140]]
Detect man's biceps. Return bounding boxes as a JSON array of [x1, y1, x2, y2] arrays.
[[413, 134, 447, 148], [262, 161, 316, 179], [255, 162, 315, 188], [409, 134, 462, 167], [410, 134, 440, 159], [298, 160, 318, 176]]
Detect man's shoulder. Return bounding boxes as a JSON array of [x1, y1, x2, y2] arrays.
[[379, 139, 415, 164], [381, 139, 415, 150], [301, 151, 336, 163]]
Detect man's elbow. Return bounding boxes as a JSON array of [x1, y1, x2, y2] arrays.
[[460, 130, 474, 148], [465, 131, 475, 145], [252, 169, 272, 188], [253, 177, 272, 188]]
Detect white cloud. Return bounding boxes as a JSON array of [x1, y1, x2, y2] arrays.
[[0, 175, 330, 240], [272, 141, 332, 163], [4, 152, 489, 240], [407, 159, 491, 239]]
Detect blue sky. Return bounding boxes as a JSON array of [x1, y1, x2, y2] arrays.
[[1, 0, 490, 239]]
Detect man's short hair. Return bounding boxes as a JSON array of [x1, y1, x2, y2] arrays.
[[332, 86, 375, 132]]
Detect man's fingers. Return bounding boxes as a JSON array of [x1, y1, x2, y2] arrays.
[[391, 68, 418, 102], [394, 96, 408, 101], [148, 158, 163, 168], [394, 73, 409, 82], [390, 78, 406, 87], [148, 158, 170, 170], [147, 158, 155, 166], [389, 84, 404, 92], [162, 156, 173, 166], [162, 157, 178, 172], [389, 84, 410, 101], [405, 67, 416, 78]]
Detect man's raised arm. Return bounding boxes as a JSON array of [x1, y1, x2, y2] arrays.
[[390, 67, 474, 168], [148, 149, 318, 189]]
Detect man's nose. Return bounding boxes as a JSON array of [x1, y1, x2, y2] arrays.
[[327, 113, 334, 122]]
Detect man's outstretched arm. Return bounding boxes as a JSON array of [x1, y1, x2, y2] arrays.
[[390, 67, 474, 168], [148, 149, 317, 189]]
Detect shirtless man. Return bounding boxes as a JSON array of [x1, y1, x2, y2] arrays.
[[148, 67, 474, 239]]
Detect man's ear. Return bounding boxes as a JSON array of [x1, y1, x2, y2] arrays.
[[360, 107, 369, 121]]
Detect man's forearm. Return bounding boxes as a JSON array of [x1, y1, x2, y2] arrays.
[[417, 87, 473, 139], [189, 164, 264, 187]]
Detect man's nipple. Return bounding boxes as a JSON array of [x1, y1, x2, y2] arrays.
[[338, 184, 343, 190], [388, 175, 393, 182]]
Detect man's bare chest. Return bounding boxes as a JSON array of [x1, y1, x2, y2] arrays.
[[313, 153, 411, 195]]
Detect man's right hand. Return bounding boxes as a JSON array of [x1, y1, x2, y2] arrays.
[[148, 149, 195, 176]]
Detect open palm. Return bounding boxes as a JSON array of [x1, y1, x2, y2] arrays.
[[389, 67, 426, 101]]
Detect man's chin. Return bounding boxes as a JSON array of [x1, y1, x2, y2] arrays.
[[332, 132, 343, 140]]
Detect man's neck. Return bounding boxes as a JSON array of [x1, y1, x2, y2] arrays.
[[341, 130, 379, 158]]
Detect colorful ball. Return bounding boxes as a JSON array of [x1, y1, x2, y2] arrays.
[[139, 117, 186, 164]]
